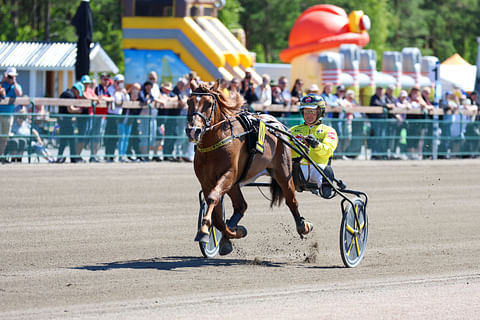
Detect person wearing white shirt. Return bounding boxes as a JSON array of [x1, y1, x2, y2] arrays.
[[255, 74, 272, 112], [104, 74, 128, 161]]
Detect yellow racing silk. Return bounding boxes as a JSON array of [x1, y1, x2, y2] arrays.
[[289, 123, 338, 165]]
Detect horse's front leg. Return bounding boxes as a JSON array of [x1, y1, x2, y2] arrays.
[[195, 170, 236, 242]]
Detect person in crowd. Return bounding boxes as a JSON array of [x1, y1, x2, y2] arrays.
[[270, 76, 292, 120], [331, 85, 346, 155], [164, 78, 187, 161], [271, 86, 282, 104], [321, 83, 339, 112], [228, 78, 245, 108], [115, 75, 132, 162], [368, 86, 390, 160], [420, 87, 435, 158], [394, 90, 411, 157], [269, 85, 285, 119], [104, 74, 128, 162], [1, 67, 23, 164], [289, 94, 338, 198], [75, 74, 96, 162], [152, 81, 177, 162], [438, 91, 456, 158], [56, 82, 84, 163], [5, 109, 54, 163], [28, 104, 51, 157], [340, 89, 357, 158], [457, 95, 478, 157], [464, 91, 480, 156], [138, 80, 155, 161], [290, 79, 304, 105], [306, 84, 320, 95], [143, 71, 161, 157], [240, 71, 252, 94], [4, 108, 29, 163], [384, 85, 400, 159], [240, 71, 257, 110], [406, 86, 429, 159], [91, 73, 114, 162], [278, 76, 292, 106], [255, 74, 272, 113], [448, 94, 471, 158], [179, 78, 194, 162], [126, 82, 142, 161]]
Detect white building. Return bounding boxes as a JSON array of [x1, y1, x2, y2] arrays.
[[0, 41, 119, 97]]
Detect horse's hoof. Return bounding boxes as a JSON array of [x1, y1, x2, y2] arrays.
[[237, 225, 248, 238], [296, 219, 313, 236], [219, 237, 233, 256], [302, 221, 313, 235], [194, 231, 210, 243]]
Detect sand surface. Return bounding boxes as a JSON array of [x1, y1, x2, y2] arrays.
[[1, 160, 479, 319]]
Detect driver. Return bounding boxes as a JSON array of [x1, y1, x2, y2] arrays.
[[289, 94, 338, 197]]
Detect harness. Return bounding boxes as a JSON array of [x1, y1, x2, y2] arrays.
[[190, 91, 268, 184]]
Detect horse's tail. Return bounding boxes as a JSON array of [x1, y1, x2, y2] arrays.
[[270, 177, 284, 207]]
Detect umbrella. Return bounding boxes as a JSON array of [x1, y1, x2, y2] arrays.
[[71, 0, 93, 81]]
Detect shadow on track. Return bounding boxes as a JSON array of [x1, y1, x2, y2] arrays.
[[73, 256, 286, 271]]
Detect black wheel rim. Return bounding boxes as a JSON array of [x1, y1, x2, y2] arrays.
[[198, 196, 225, 258], [340, 198, 368, 267]]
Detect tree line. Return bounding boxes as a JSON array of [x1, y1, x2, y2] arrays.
[[1, 0, 478, 72]]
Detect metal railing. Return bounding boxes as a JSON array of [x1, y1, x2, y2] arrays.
[[0, 97, 479, 163]]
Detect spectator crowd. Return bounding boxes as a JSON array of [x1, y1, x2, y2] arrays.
[[1, 66, 479, 164]]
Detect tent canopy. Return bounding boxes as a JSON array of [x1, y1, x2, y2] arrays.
[[440, 53, 476, 92]]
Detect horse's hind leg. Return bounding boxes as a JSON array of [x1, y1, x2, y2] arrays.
[[225, 185, 248, 236], [273, 168, 313, 237]]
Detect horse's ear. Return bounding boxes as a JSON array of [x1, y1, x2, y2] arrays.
[[190, 80, 198, 91], [211, 79, 220, 91]]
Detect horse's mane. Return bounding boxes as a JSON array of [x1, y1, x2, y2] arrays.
[[195, 81, 241, 117]]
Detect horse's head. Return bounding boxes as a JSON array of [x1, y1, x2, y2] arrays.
[[186, 80, 221, 142]]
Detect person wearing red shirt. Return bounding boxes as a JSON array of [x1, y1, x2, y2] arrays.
[[91, 73, 114, 162]]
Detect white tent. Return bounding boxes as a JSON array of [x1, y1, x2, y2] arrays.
[[440, 53, 477, 92]]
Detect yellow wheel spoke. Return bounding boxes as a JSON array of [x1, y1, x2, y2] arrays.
[[360, 222, 365, 230], [346, 236, 354, 257], [345, 224, 356, 234], [211, 227, 218, 247], [355, 235, 361, 256]]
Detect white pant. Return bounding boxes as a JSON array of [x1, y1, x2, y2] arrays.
[[301, 164, 325, 189]]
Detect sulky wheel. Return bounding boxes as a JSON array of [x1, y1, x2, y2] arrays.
[[197, 192, 225, 258], [339, 198, 368, 268]]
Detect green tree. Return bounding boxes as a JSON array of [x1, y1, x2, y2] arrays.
[[0, 0, 124, 72], [218, 0, 242, 29], [238, 0, 301, 63]]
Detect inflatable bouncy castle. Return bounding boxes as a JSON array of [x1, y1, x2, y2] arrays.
[[121, 0, 261, 84], [279, 4, 447, 104], [280, 5, 370, 93]]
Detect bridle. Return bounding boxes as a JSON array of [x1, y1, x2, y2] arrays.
[[189, 92, 219, 131], [187, 90, 249, 153]]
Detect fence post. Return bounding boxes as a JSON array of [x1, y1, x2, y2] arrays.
[[147, 103, 152, 160], [28, 99, 35, 164], [89, 100, 96, 161]]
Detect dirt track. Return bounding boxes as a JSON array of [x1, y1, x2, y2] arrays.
[[1, 160, 480, 319]]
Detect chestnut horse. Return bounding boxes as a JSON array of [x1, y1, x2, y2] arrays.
[[186, 81, 312, 254]]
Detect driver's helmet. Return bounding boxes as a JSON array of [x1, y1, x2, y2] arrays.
[[299, 94, 326, 123]]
